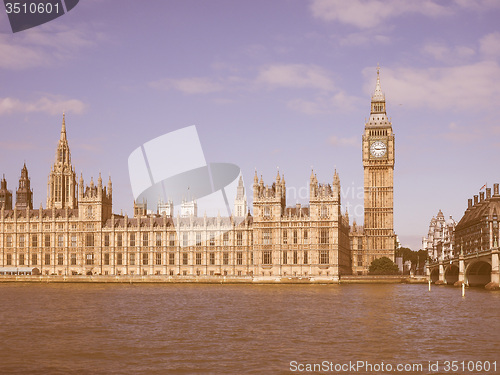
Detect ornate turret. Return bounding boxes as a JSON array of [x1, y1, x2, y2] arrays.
[[78, 173, 113, 222], [15, 163, 33, 210], [333, 169, 340, 196], [253, 170, 259, 201], [47, 113, 77, 209], [234, 175, 247, 218], [0, 174, 13, 210], [108, 176, 112, 196], [310, 169, 318, 199]]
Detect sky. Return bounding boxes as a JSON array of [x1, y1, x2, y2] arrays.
[[1, 0, 500, 250]]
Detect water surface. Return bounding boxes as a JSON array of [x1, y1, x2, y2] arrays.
[[0, 284, 498, 374]]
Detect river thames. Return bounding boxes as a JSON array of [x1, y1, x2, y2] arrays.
[[0, 283, 498, 374]]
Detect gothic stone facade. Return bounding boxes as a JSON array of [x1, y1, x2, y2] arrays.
[[1, 71, 394, 278], [350, 68, 396, 274], [455, 184, 500, 254], [0, 116, 350, 280], [422, 209, 457, 262]]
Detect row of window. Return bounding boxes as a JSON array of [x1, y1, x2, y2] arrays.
[[3, 250, 330, 266], [274, 229, 327, 245], [3, 229, 340, 248], [2, 234, 93, 248], [2, 231, 251, 248], [106, 232, 250, 247], [260, 250, 329, 265], [3, 223, 90, 231], [282, 229, 310, 244], [261, 206, 332, 218]]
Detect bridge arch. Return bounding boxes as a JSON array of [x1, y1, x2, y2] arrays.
[[444, 264, 459, 285], [465, 261, 491, 287], [430, 268, 440, 283]]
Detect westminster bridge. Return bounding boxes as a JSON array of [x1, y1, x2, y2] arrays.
[[427, 247, 499, 289]]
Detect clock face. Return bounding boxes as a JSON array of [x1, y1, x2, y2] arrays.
[[370, 141, 387, 157]]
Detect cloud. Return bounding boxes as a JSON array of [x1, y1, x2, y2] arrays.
[[149, 77, 223, 94], [480, 32, 500, 59], [366, 61, 500, 110], [422, 42, 475, 62], [452, 0, 500, 11], [287, 91, 361, 114], [330, 91, 360, 111], [441, 121, 481, 143], [0, 141, 35, 150], [287, 98, 325, 115], [328, 135, 358, 146], [310, 0, 450, 29], [0, 25, 102, 70], [151, 63, 337, 97], [336, 31, 391, 46], [257, 64, 335, 91], [0, 96, 86, 115]]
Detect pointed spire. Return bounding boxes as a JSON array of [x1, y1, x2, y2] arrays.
[[310, 168, 315, 180], [372, 64, 385, 103], [60, 112, 67, 140], [276, 168, 281, 182], [98, 172, 102, 187], [254, 169, 258, 184]]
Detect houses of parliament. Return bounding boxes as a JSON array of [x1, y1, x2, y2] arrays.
[[0, 71, 395, 279]]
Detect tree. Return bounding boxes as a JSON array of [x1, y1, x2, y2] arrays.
[[395, 247, 428, 274], [396, 247, 417, 264], [368, 256, 400, 275]]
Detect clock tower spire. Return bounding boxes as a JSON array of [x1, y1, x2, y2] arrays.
[[361, 66, 396, 271]]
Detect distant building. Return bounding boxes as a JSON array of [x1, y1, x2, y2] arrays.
[[157, 199, 174, 217], [180, 199, 197, 218], [455, 185, 500, 254], [422, 209, 457, 261]]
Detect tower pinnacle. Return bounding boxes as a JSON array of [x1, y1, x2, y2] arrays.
[[61, 112, 66, 141], [369, 65, 387, 116], [47, 115, 77, 209], [372, 65, 385, 104]]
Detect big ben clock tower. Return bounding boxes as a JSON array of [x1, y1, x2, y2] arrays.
[[362, 66, 395, 266]]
